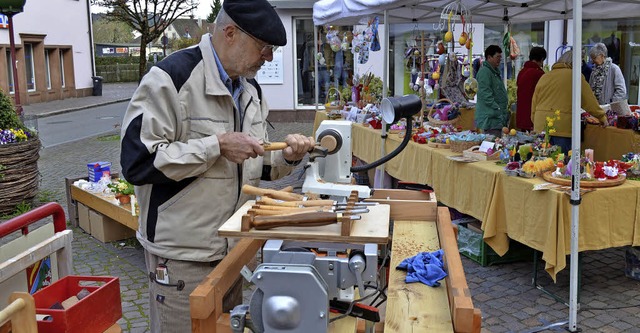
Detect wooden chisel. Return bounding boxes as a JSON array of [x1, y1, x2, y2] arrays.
[[251, 212, 360, 230], [242, 184, 304, 201]]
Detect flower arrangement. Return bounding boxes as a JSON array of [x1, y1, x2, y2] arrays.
[[542, 110, 561, 153], [0, 88, 37, 144], [1, 128, 35, 144], [107, 178, 134, 196]]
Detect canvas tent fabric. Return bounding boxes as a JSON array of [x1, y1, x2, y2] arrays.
[[313, 0, 639, 25]]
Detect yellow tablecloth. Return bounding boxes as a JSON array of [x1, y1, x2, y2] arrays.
[[350, 124, 640, 280], [313, 107, 477, 137], [582, 125, 640, 161]]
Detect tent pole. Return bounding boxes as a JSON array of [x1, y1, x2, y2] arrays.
[[374, 10, 389, 189], [314, 25, 319, 114], [568, 0, 583, 331]]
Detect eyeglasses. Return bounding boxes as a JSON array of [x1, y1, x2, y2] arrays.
[[233, 25, 279, 55]]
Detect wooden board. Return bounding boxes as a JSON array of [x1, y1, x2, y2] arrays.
[[218, 201, 390, 244], [541, 171, 626, 188], [384, 220, 454, 332], [70, 185, 138, 231]]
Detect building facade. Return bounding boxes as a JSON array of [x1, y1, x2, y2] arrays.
[[0, 0, 94, 105]]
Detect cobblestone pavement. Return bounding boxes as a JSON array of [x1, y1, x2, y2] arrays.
[[3, 83, 640, 332]]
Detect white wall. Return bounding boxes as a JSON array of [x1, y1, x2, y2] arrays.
[[261, 9, 307, 111], [0, 0, 94, 89]]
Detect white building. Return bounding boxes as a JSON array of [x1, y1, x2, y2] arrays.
[[0, 0, 94, 105]]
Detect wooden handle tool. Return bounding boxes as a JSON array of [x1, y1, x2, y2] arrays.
[[242, 184, 304, 201], [262, 142, 289, 151], [258, 196, 335, 207], [251, 212, 357, 230]]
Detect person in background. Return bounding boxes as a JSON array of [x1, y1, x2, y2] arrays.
[[119, 1, 315, 331], [516, 46, 547, 131], [475, 45, 509, 137], [589, 42, 627, 105], [581, 49, 592, 81], [531, 50, 607, 154]]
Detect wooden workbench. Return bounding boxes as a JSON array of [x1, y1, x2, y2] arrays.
[[67, 179, 138, 232]]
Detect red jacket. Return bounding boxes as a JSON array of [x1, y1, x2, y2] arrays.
[[516, 61, 545, 131]]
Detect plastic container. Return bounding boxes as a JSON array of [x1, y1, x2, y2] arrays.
[[457, 223, 533, 266], [33, 275, 121, 333]]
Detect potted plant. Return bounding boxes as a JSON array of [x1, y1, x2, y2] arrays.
[[0, 88, 39, 214], [107, 178, 134, 205]]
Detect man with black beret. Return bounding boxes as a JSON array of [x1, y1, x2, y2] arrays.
[[119, 0, 315, 331]]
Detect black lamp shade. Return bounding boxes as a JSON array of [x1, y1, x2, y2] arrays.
[[381, 95, 422, 123], [0, 0, 26, 14]]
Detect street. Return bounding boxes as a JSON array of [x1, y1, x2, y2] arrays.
[[37, 101, 129, 147]]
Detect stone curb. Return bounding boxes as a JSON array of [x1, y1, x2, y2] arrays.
[[32, 98, 132, 119]]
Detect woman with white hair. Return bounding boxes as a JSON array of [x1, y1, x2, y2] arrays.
[[531, 50, 607, 154], [589, 42, 627, 105]]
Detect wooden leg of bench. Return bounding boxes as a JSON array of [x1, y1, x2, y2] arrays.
[[437, 207, 482, 333], [190, 238, 265, 333]]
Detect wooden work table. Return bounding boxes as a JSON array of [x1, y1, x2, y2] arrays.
[[68, 182, 138, 232]]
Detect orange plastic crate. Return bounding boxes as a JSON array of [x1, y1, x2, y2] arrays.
[[33, 275, 122, 333]]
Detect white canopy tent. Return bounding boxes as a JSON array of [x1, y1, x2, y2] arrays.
[[312, 1, 638, 332], [313, 0, 638, 25]]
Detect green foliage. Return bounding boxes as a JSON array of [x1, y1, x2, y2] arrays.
[[0, 88, 22, 130], [340, 85, 352, 103], [108, 179, 135, 195], [96, 56, 141, 66], [507, 78, 517, 112], [92, 18, 134, 44], [0, 164, 5, 180], [206, 0, 222, 23], [36, 190, 58, 204], [172, 38, 199, 51], [97, 134, 121, 141], [1, 201, 32, 219]]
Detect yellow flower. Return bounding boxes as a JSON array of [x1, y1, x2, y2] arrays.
[[556, 116, 560, 121], [546, 116, 553, 122], [547, 121, 553, 127], [549, 128, 556, 134], [555, 110, 561, 116]]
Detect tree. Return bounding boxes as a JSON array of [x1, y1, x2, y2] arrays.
[[95, 0, 199, 81], [92, 17, 134, 44], [206, 0, 221, 23]]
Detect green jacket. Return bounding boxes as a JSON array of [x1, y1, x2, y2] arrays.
[[475, 61, 508, 130], [531, 62, 606, 138]]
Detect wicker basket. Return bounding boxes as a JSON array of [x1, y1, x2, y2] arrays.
[[450, 140, 481, 153], [0, 137, 41, 214], [324, 87, 344, 114], [427, 98, 460, 126]]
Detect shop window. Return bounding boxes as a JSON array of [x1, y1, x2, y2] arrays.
[[388, 23, 445, 97], [6, 49, 13, 94], [24, 43, 35, 92], [45, 49, 52, 90], [294, 18, 354, 108], [59, 49, 65, 88]]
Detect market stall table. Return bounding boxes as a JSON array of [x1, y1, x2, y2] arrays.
[[350, 124, 640, 280], [582, 124, 640, 161]]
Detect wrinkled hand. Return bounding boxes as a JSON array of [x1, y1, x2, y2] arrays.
[[218, 132, 264, 164], [282, 134, 315, 162]]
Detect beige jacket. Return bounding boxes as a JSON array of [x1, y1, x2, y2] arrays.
[[120, 34, 294, 262]]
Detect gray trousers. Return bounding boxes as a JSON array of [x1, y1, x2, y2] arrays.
[[145, 250, 243, 332]]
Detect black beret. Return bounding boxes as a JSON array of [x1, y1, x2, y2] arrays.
[[223, 0, 287, 47]]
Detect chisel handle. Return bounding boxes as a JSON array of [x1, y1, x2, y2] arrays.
[[262, 142, 289, 151], [242, 184, 303, 201], [252, 212, 339, 230]]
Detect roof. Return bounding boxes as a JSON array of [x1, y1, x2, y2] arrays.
[[170, 18, 201, 39]]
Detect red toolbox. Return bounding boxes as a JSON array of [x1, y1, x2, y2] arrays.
[[33, 275, 122, 333]]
